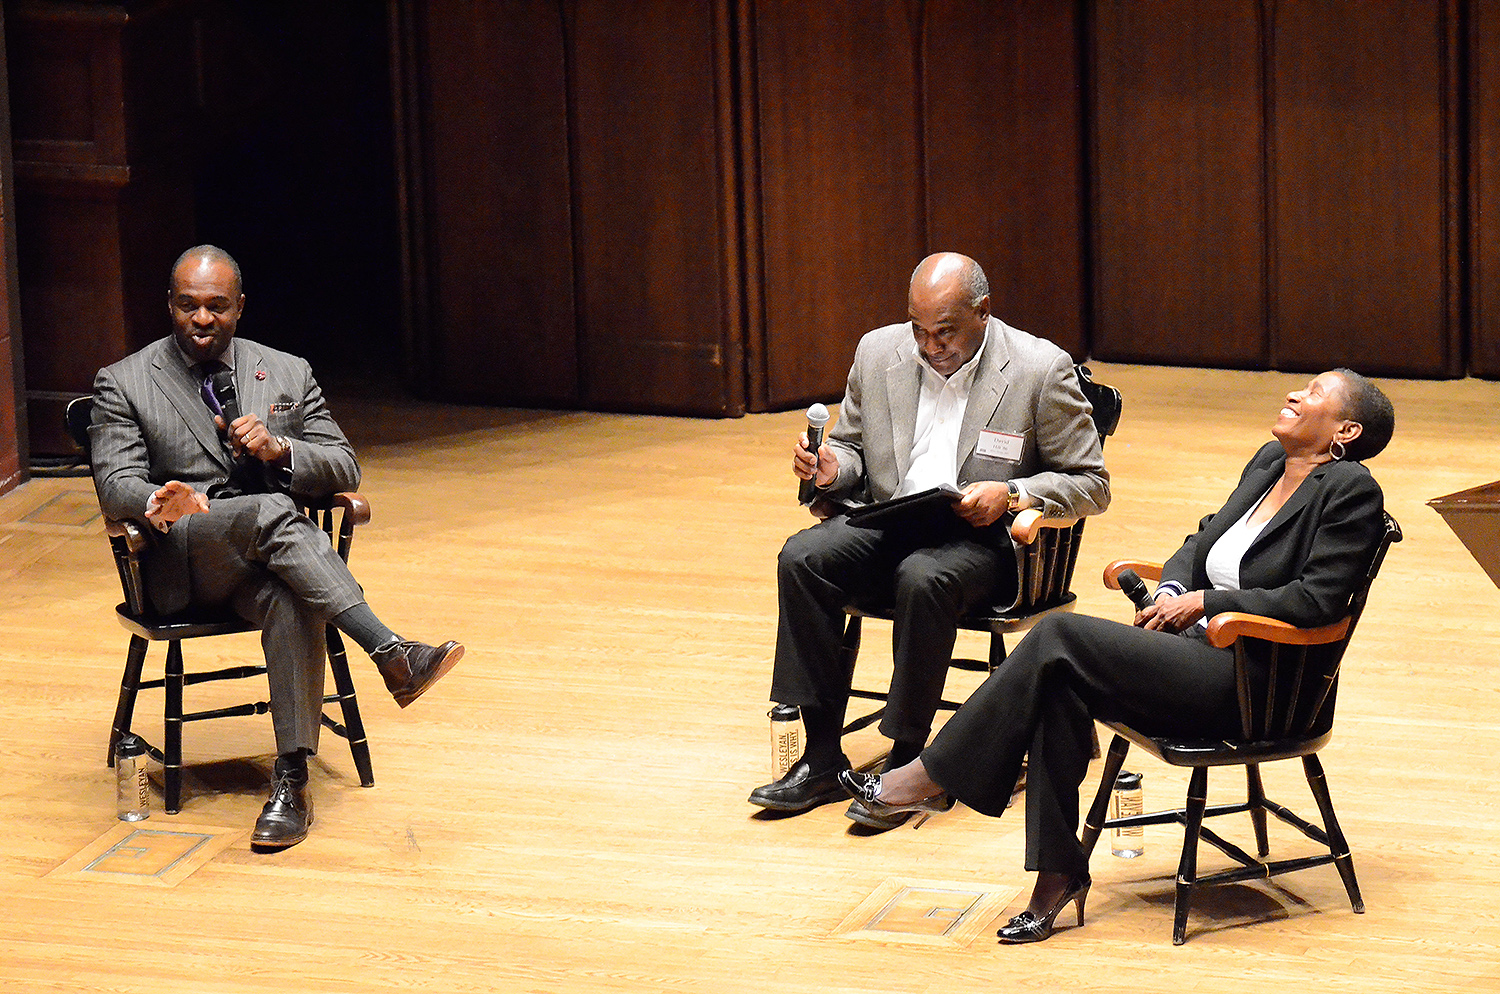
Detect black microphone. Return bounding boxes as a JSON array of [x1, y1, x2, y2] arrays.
[[1117, 568, 1155, 612], [210, 369, 243, 449], [798, 403, 831, 505]]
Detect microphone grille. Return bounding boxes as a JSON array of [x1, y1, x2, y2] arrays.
[[806, 403, 830, 427]]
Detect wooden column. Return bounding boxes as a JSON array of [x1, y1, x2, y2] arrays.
[[5, 0, 196, 457], [0, 3, 22, 494], [1471, 0, 1500, 376]]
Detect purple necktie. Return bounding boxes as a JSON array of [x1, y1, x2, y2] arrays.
[[197, 362, 228, 429]]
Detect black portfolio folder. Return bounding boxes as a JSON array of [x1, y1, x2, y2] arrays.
[[845, 483, 964, 529]]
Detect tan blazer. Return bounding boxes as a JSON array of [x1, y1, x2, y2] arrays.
[[822, 316, 1110, 520]]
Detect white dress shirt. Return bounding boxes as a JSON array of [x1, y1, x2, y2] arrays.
[[894, 332, 989, 498]]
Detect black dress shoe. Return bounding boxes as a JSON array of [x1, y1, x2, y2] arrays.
[[838, 770, 955, 829], [373, 639, 464, 708], [748, 758, 851, 812], [251, 775, 313, 849], [997, 876, 1090, 944]]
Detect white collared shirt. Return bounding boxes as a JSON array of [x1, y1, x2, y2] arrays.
[[894, 331, 988, 497]]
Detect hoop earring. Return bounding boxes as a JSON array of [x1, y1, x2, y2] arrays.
[[1329, 439, 1346, 461]]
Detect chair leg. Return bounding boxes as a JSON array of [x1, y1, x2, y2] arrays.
[[839, 615, 863, 681], [987, 632, 1007, 669], [1246, 764, 1270, 858], [1303, 754, 1364, 914], [326, 626, 375, 787], [1173, 767, 1210, 945], [108, 635, 149, 767], [164, 641, 185, 814], [1080, 734, 1130, 858]]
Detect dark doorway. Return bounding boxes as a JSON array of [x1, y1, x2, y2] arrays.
[[192, 1, 400, 387]]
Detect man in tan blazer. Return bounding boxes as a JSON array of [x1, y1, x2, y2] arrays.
[[89, 245, 463, 849], [749, 252, 1109, 828]]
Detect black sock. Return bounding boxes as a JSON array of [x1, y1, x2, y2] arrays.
[[274, 749, 308, 783], [797, 706, 847, 771], [882, 739, 923, 773], [331, 603, 398, 655]]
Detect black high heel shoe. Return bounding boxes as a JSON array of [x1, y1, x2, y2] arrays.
[[996, 876, 1090, 944], [837, 770, 956, 819]]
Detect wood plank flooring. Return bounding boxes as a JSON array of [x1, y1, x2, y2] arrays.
[[1, 362, 1498, 993]]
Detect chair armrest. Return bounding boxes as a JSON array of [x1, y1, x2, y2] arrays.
[[296, 491, 371, 522], [330, 492, 371, 526], [104, 516, 150, 555], [1010, 508, 1080, 545], [1206, 612, 1351, 649], [1102, 559, 1163, 589], [102, 516, 151, 614]]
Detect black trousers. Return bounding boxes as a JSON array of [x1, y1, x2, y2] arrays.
[[921, 613, 1243, 878], [769, 511, 1014, 745]]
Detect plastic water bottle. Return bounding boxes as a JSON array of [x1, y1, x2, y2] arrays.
[[769, 705, 802, 781], [1111, 771, 1143, 857], [115, 734, 150, 822]]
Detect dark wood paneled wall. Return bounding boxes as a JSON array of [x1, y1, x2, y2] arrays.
[[396, 0, 1087, 414], [397, 0, 745, 415], [1267, 0, 1461, 377], [5, 0, 1497, 456], [924, 0, 1087, 359], [1092, 0, 1267, 368], [752, 1, 924, 408], [1472, 0, 1500, 376], [5, 0, 195, 456], [398, 0, 1477, 416]]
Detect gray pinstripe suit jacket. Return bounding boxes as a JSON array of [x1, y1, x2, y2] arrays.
[[89, 335, 361, 614]]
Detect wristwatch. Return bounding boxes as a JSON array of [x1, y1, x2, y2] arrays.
[[1005, 481, 1020, 512]]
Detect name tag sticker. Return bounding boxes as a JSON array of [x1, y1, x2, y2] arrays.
[[976, 429, 1025, 462]]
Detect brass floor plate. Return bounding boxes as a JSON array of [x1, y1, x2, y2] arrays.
[[831, 877, 1024, 947], [47, 822, 243, 887], [19, 490, 101, 529]]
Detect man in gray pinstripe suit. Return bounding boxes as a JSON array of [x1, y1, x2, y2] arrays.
[[89, 245, 464, 849]]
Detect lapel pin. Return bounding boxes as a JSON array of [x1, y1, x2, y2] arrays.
[[255, 370, 267, 380]]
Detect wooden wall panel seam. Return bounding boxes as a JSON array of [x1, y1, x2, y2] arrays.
[[1262, 0, 1278, 369], [738, 0, 769, 412]]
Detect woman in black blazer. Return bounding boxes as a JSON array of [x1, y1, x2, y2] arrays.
[[838, 368, 1396, 944]]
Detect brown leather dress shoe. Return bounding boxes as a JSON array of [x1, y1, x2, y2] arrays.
[[373, 639, 465, 708], [251, 775, 313, 849]]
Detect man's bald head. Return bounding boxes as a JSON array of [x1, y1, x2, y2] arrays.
[[907, 253, 991, 377], [171, 244, 243, 298], [910, 252, 989, 309]]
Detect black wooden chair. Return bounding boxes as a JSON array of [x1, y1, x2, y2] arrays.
[[1080, 512, 1401, 944], [67, 396, 375, 813], [839, 365, 1122, 735]]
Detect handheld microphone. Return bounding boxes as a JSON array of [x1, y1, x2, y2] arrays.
[[798, 403, 831, 505], [210, 369, 242, 426], [1117, 568, 1155, 612]]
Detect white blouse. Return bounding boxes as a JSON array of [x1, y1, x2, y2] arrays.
[[1192, 488, 1273, 630]]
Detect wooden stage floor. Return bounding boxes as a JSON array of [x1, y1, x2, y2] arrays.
[[1, 362, 1498, 993]]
